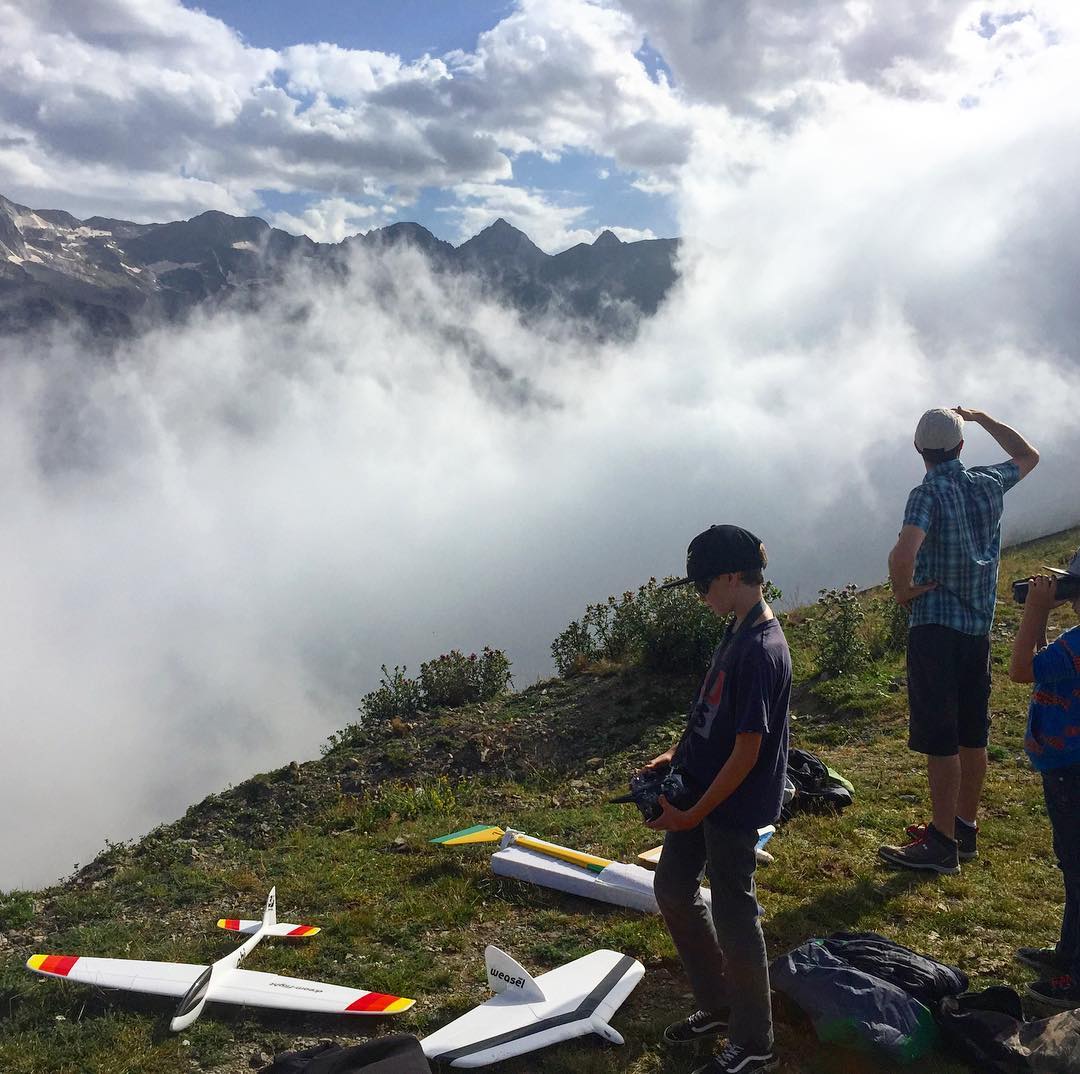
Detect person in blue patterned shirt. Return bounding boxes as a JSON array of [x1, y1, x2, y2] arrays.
[[1009, 553, 1080, 1012], [879, 407, 1039, 874]]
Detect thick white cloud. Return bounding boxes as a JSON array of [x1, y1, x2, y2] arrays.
[[0, 0, 690, 226], [280, 42, 432, 100], [440, 0, 693, 170], [269, 196, 386, 243], [617, 0, 1076, 120], [661, 1, 1080, 365]]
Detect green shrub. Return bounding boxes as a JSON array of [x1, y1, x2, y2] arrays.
[[476, 646, 513, 699], [551, 578, 784, 676], [550, 619, 599, 675], [362, 664, 425, 723], [324, 777, 469, 832], [419, 651, 476, 707], [420, 647, 512, 708], [812, 584, 869, 676], [883, 588, 910, 653], [329, 648, 513, 749], [639, 582, 728, 673], [378, 776, 463, 819], [865, 586, 910, 660], [0, 890, 34, 929]]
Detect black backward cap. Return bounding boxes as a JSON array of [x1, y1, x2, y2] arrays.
[[660, 525, 767, 589]]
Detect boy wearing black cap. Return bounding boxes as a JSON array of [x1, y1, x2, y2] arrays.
[[641, 524, 790, 1074]]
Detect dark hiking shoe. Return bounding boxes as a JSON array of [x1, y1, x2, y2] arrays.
[[879, 823, 960, 874], [664, 1008, 729, 1044], [904, 819, 978, 860], [953, 818, 978, 860], [1016, 946, 1071, 976], [1026, 974, 1080, 1012], [693, 1042, 778, 1074]]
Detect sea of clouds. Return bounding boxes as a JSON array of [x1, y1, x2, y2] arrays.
[[2, 0, 1080, 888]]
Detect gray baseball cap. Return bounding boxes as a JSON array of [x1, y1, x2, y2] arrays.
[[914, 408, 964, 452]]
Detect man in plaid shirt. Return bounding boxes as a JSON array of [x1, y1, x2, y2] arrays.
[[879, 407, 1039, 874]]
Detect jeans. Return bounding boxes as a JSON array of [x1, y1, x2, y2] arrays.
[[1043, 765, 1080, 978], [653, 821, 773, 1052]]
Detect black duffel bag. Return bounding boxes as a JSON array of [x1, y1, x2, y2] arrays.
[[260, 1035, 430, 1074]]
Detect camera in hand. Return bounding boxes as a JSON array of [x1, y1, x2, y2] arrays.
[[1012, 574, 1080, 604], [611, 766, 695, 823]]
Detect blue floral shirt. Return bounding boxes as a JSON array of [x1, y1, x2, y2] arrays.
[[1025, 625, 1080, 772]]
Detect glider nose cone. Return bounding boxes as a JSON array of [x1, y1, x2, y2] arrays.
[[169, 1004, 206, 1033]]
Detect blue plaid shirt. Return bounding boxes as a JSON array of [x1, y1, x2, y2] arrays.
[[903, 459, 1020, 635]]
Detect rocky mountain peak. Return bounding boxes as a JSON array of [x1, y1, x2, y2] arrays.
[[457, 217, 545, 261]]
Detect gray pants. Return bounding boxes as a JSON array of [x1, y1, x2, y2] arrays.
[[654, 821, 773, 1052]]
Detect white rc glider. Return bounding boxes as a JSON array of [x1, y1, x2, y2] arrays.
[[421, 945, 643, 1067], [26, 888, 413, 1031], [434, 825, 771, 914]]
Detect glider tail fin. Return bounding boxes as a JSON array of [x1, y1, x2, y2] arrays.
[[262, 887, 277, 929], [484, 945, 546, 1003], [590, 1016, 625, 1045], [430, 825, 505, 846], [217, 918, 261, 935], [218, 894, 317, 937]]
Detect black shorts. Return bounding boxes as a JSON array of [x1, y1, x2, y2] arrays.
[[906, 625, 991, 756]]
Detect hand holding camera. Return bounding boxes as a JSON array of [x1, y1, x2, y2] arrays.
[[1012, 573, 1080, 605], [611, 764, 696, 824]]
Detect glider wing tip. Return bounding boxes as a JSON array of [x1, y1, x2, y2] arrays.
[[26, 954, 77, 976], [345, 992, 415, 1014]]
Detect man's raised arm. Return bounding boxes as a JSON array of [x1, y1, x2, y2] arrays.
[[954, 408, 1039, 478]]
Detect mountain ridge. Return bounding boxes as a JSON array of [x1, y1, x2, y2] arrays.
[[0, 194, 679, 338]]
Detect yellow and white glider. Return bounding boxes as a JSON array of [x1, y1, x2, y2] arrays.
[[434, 824, 775, 913], [26, 887, 413, 1031]]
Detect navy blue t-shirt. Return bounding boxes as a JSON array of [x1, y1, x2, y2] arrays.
[[674, 616, 791, 829]]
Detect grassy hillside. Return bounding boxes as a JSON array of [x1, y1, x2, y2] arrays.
[[2, 526, 1078, 1074]]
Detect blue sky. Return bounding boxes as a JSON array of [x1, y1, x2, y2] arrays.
[[191, 1, 517, 59]]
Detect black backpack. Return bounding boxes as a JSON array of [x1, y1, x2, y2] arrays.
[[938, 987, 1080, 1073], [782, 747, 854, 819]]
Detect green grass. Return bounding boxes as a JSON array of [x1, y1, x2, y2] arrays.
[[2, 525, 1078, 1074]]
